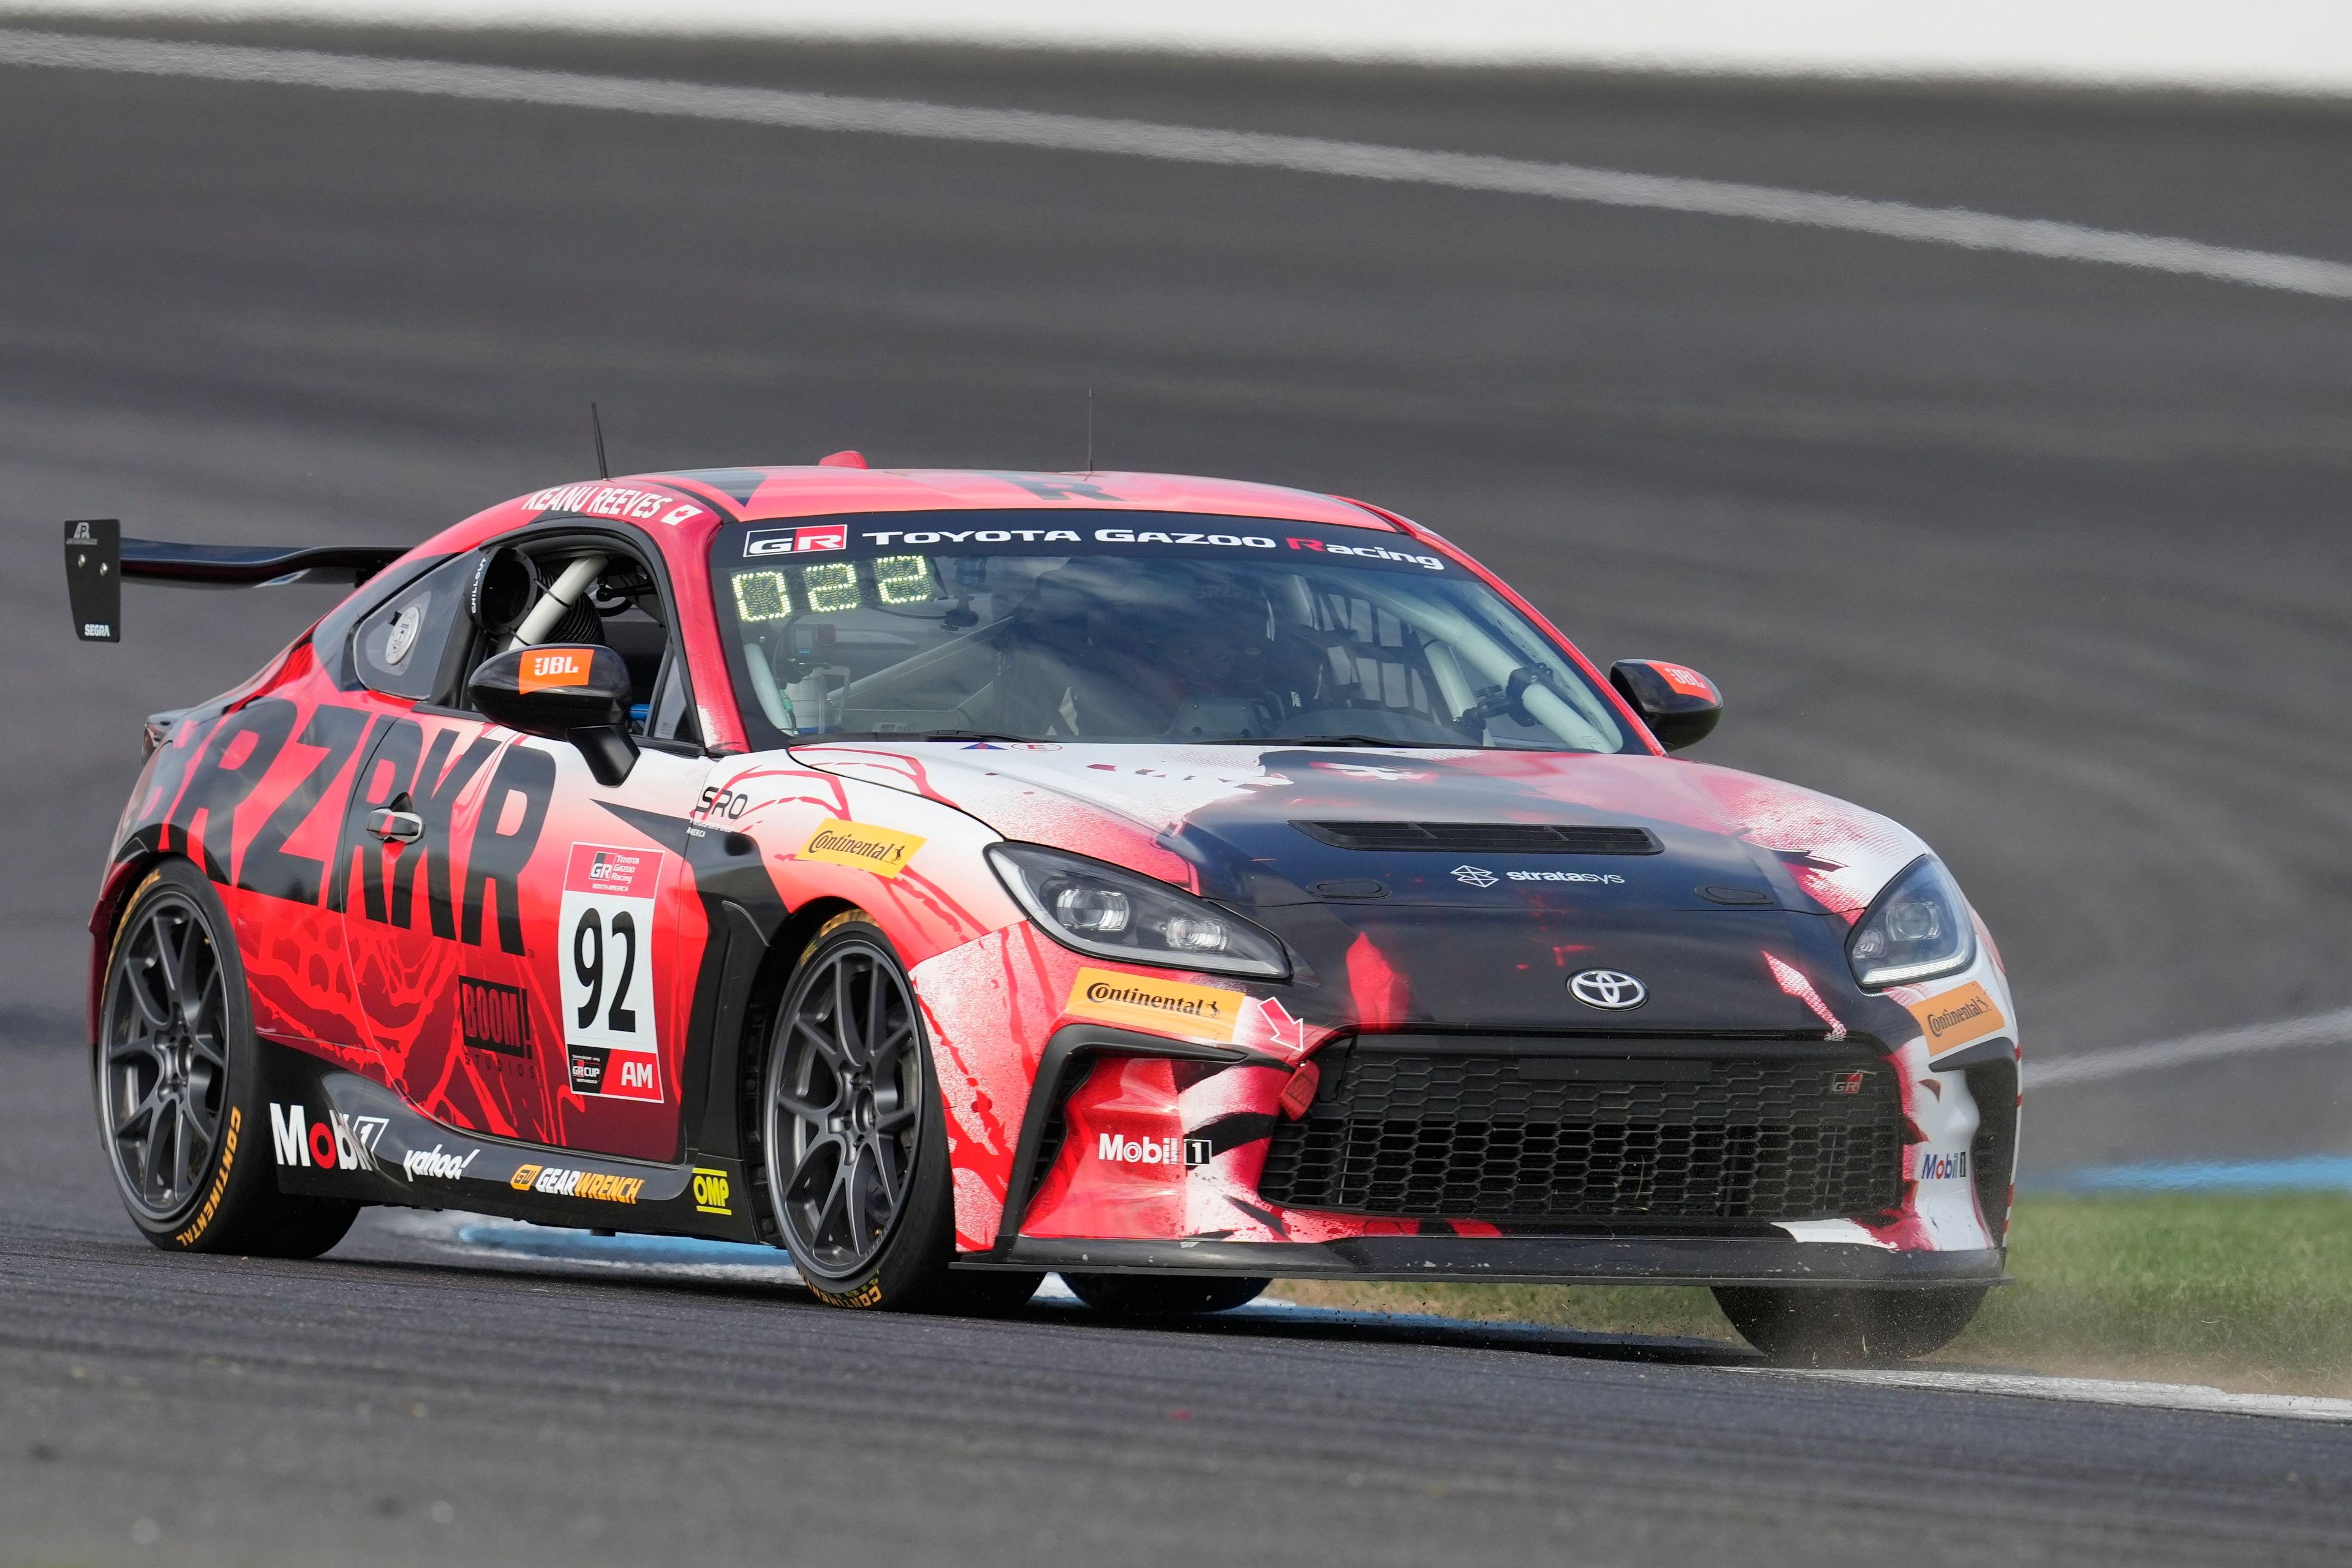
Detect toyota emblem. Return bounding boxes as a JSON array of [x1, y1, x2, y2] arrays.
[[1569, 970, 1648, 1010]]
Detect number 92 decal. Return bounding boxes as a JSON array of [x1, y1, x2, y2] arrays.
[[558, 843, 664, 1102]]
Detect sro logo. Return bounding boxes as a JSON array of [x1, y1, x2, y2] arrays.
[[693, 786, 753, 821], [692, 1166, 733, 1215]]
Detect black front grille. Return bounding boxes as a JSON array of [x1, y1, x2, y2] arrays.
[[1291, 821, 1661, 855], [1258, 1044, 1901, 1225]]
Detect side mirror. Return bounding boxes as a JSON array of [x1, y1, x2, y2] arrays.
[[1610, 659, 1722, 752], [469, 644, 638, 785]]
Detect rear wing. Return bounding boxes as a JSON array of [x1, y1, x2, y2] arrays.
[[64, 519, 407, 643]]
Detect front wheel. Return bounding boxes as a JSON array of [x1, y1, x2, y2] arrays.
[[1713, 1284, 1988, 1366], [759, 911, 1041, 1313], [1063, 1274, 1270, 1317], [95, 861, 358, 1256]]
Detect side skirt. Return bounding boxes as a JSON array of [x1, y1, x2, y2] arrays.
[[256, 1039, 762, 1243]]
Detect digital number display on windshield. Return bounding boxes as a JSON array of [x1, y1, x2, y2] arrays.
[[728, 554, 940, 621]]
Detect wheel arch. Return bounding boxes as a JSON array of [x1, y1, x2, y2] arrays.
[[730, 894, 864, 1245], [86, 847, 181, 1049]]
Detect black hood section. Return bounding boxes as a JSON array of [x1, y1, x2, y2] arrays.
[[1153, 752, 1851, 1035]]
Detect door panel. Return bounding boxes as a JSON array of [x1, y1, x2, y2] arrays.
[[336, 712, 710, 1161]]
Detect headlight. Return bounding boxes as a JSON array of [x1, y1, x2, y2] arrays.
[[1847, 856, 1976, 989], [987, 842, 1291, 980]]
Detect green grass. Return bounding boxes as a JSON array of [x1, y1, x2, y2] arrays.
[[1275, 1193, 2352, 1395]]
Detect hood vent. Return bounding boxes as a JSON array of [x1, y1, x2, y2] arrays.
[[1292, 821, 1662, 855]]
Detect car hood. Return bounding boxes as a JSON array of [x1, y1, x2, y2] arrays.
[[790, 743, 1932, 1035], [790, 742, 1925, 919]]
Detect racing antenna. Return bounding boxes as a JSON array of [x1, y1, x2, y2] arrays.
[[590, 402, 611, 479], [1085, 386, 1094, 475]]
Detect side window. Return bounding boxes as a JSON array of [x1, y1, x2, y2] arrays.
[[454, 535, 699, 748], [353, 554, 475, 701]]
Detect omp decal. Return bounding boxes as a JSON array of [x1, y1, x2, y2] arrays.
[[267, 1102, 388, 1171], [173, 1105, 239, 1246], [517, 648, 589, 692], [559, 844, 663, 1102], [1064, 967, 1241, 1042], [692, 1166, 733, 1215], [1912, 982, 2007, 1056], [798, 818, 925, 878]]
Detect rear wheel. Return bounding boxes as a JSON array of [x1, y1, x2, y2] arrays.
[[1063, 1274, 1270, 1317], [96, 861, 358, 1256], [1713, 1284, 1988, 1365], [760, 911, 1041, 1313]]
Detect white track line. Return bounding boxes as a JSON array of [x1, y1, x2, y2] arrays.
[[5, 29, 2352, 300], [2028, 1006, 2352, 1089], [1736, 1366, 2352, 1423]]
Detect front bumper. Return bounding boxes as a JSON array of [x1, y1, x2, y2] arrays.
[[968, 1235, 2010, 1288]]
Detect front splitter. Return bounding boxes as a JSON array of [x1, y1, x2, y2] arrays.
[[966, 1234, 2008, 1288]]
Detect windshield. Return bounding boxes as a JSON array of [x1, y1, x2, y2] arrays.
[[709, 512, 1630, 752]]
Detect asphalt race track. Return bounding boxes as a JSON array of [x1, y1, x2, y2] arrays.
[[3, 22, 2351, 1563]]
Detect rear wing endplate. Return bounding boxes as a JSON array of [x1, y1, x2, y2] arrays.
[[64, 519, 406, 643]]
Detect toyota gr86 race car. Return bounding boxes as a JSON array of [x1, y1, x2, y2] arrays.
[[68, 460, 2019, 1360]]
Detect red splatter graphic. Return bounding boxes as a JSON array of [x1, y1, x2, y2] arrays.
[[1345, 934, 1412, 1031]]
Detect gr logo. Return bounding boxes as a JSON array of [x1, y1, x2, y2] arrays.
[[692, 1166, 733, 1215]]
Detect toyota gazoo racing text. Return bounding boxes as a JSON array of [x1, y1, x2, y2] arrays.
[[70, 462, 2018, 1360]]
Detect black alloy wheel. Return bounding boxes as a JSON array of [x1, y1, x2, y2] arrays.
[[101, 883, 230, 1221], [766, 929, 927, 1280], [759, 912, 1042, 1313], [95, 861, 358, 1256]]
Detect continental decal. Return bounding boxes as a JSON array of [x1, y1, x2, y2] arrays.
[[173, 1105, 240, 1247], [1065, 967, 1240, 1043], [1910, 981, 2007, 1056], [799, 818, 925, 878], [809, 1278, 884, 1308], [508, 1163, 644, 1204]]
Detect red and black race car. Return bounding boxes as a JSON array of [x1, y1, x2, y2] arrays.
[[67, 459, 2019, 1360]]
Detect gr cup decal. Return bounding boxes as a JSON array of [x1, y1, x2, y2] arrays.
[[558, 843, 665, 1102]]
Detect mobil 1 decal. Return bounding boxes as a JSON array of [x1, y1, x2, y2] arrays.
[[559, 843, 663, 1102]]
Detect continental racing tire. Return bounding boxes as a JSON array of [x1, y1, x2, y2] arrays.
[[1713, 1284, 1989, 1366], [760, 910, 1042, 1313], [94, 860, 360, 1257], [1063, 1274, 1270, 1317]]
